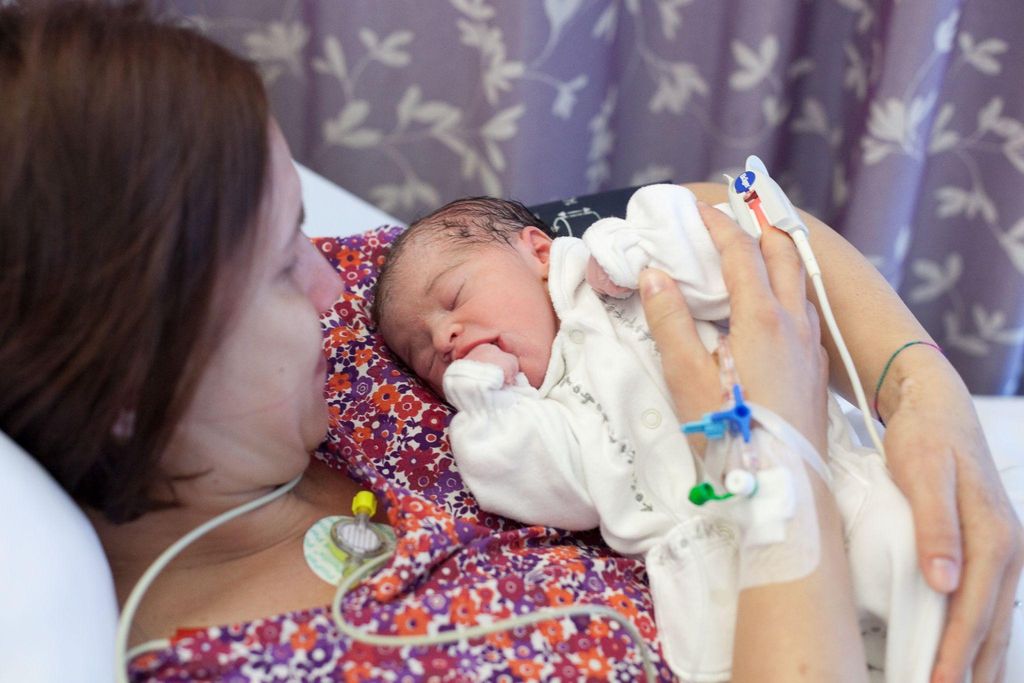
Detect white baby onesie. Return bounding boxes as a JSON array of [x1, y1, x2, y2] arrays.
[[444, 184, 944, 682]]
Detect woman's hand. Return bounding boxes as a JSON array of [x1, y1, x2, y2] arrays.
[[639, 202, 829, 455], [681, 182, 1020, 681], [640, 201, 866, 682], [880, 358, 1023, 683]]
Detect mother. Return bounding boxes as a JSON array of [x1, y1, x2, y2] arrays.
[[0, 3, 1017, 682]]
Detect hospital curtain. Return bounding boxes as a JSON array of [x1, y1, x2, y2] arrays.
[[171, 0, 1024, 395]]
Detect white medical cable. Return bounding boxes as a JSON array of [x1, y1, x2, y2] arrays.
[[331, 550, 659, 683], [729, 158, 887, 459], [114, 475, 303, 683], [112, 472, 657, 681], [790, 230, 887, 458], [125, 638, 171, 662]]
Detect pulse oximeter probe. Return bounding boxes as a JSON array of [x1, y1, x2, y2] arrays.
[[724, 156, 886, 458]]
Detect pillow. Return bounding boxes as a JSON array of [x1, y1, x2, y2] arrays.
[[311, 182, 659, 529], [0, 431, 118, 683], [314, 228, 516, 531]]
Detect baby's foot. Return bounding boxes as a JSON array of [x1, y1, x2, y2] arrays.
[[464, 343, 519, 385], [586, 256, 633, 298]]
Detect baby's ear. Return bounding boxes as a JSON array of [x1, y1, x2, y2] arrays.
[[517, 226, 553, 275]]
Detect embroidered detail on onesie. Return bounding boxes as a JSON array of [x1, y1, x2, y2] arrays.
[[559, 374, 654, 512], [600, 297, 654, 344]]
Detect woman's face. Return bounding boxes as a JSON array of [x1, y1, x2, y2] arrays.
[[164, 122, 344, 492]]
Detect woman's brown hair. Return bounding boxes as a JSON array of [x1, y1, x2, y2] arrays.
[[0, 2, 270, 522]]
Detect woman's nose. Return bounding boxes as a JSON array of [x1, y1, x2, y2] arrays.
[[300, 240, 345, 313]]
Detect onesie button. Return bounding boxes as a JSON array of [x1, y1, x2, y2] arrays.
[[569, 330, 585, 344], [641, 409, 662, 429]]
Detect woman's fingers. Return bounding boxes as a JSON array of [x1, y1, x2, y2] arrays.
[[970, 567, 1016, 683], [696, 202, 771, 313], [639, 268, 721, 424], [697, 201, 807, 317], [932, 469, 1021, 683], [759, 223, 807, 317], [694, 201, 827, 452]]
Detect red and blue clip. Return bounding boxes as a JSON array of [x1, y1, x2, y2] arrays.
[[681, 384, 752, 443]]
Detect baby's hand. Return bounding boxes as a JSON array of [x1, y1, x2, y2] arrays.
[[586, 256, 633, 298], [464, 343, 519, 385]]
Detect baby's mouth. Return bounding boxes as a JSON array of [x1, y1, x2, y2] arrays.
[[456, 336, 501, 361]]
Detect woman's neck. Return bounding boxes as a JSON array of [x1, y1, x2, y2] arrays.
[[89, 459, 372, 647], [89, 459, 366, 604]]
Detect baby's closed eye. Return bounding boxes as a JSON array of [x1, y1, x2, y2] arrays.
[[448, 283, 464, 310]]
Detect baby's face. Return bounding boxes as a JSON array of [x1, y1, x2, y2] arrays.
[[378, 228, 558, 397]]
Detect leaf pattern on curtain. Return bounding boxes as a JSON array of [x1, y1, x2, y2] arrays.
[[169, 0, 1024, 394]]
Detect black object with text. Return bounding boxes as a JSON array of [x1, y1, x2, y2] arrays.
[[528, 181, 672, 239]]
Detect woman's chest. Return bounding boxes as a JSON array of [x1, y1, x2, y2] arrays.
[[130, 533, 338, 647]]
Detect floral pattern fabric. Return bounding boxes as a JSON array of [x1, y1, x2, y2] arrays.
[[128, 229, 674, 682], [168, 0, 1024, 393]]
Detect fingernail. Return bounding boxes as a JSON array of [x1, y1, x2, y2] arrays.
[[928, 557, 961, 593], [639, 269, 665, 297], [695, 200, 710, 211]]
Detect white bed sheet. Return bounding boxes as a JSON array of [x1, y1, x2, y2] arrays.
[[975, 396, 1024, 471], [296, 163, 404, 237]]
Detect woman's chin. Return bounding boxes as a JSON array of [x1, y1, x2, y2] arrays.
[[302, 401, 332, 452]]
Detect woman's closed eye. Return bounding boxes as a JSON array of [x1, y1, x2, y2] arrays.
[[279, 234, 304, 278], [280, 257, 299, 278]]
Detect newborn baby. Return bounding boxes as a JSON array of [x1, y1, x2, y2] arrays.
[[373, 187, 944, 681]]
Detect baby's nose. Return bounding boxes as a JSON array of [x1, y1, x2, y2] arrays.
[[432, 321, 461, 356]]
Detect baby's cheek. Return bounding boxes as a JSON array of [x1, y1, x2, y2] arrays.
[[526, 347, 553, 388]]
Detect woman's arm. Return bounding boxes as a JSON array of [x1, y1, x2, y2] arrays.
[[685, 182, 1023, 682], [731, 462, 865, 683], [683, 181, 930, 399], [639, 203, 867, 681]]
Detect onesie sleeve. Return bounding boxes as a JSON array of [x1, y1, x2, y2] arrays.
[[582, 184, 733, 321], [443, 359, 600, 531]]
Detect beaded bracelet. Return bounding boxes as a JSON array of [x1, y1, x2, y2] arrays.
[[873, 341, 943, 425]]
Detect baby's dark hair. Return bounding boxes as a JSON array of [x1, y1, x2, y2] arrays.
[[371, 196, 549, 327]]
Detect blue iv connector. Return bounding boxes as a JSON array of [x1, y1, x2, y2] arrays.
[[680, 384, 751, 443]]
